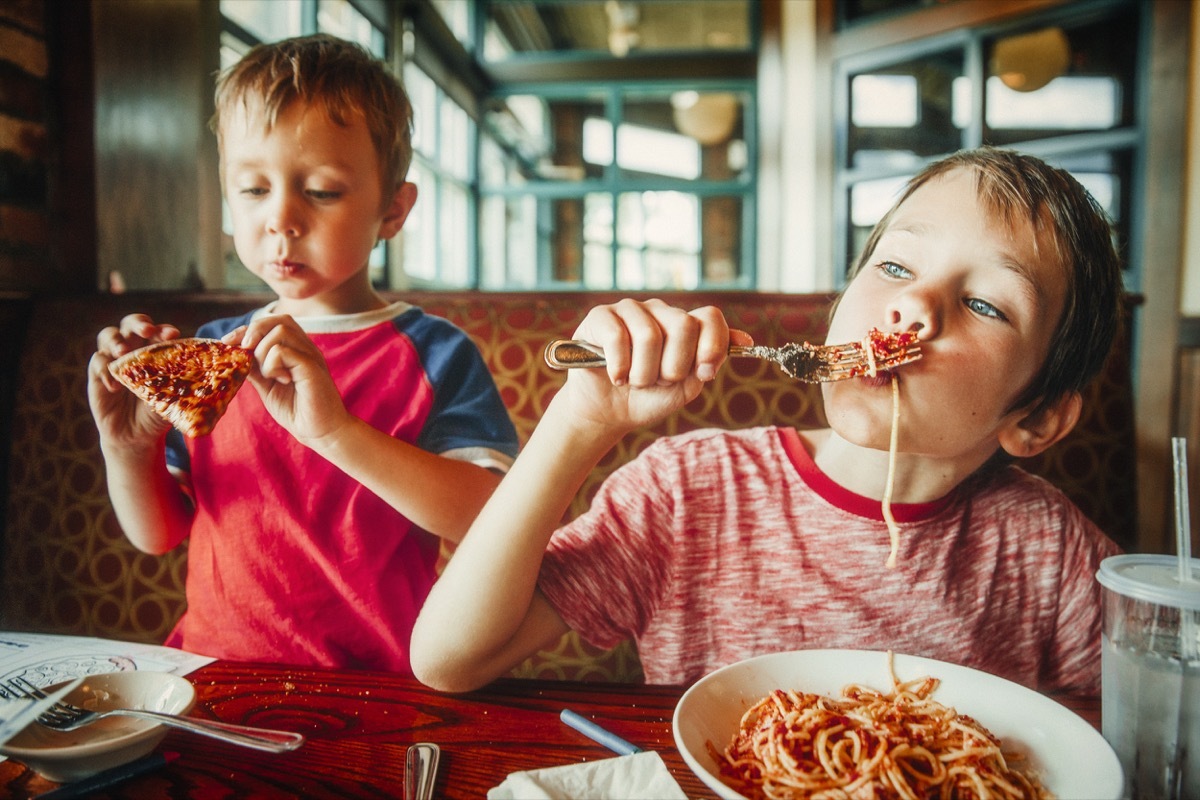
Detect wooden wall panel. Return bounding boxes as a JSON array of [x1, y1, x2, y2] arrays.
[[92, 0, 221, 291]]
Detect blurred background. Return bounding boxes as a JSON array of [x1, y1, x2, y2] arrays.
[[0, 0, 1196, 552]]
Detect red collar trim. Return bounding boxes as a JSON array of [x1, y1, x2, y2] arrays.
[[777, 428, 954, 522]]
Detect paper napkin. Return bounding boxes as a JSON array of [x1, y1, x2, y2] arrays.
[[487, 751, 688, 800]]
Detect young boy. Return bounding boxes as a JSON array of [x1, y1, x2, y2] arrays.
[[87, 35, 518, 672], [410, 147, 1123, 696]]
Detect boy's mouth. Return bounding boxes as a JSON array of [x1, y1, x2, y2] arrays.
[[266, 259, 302, 277], [859, 370, 900, 389]]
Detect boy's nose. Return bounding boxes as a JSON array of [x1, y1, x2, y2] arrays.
[[887, 292, 938, 340], [266, 195, 303, 238]]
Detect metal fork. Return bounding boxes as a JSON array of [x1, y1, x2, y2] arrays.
[[544, 333, 921, 383], [2, 677, 305, 753]]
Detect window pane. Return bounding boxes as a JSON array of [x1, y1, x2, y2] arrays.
[[483, 93, 605, 182], [617, 191, 704, 289], [439, 182, 471, 285], [318, 0, 385, 56], [480, 195, 538, 288], [432, 0, 472, 49], [402, 162, 437, 282], [848, 175, 911, 268], [1043, 149, 1130, 256], [550, 197, 591, 283], [221, 0, 302, 42], [984, 11, 1138, 145], [480, 133, 522, 189], [439, 96, 471, 180], [483, 0, 752, 60], [621, 92, 748, 180], [220, 34, 250, 70], [404, 65, 438, 159], [848, 48, 965, 169]]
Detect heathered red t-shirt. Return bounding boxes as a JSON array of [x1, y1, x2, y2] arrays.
[[539, 426, 1120, 694]]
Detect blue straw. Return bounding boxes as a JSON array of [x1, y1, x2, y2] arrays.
[[560, 709, 642, 755]]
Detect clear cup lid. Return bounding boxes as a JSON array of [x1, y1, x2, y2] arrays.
[[1097, 554, 1200, 611]]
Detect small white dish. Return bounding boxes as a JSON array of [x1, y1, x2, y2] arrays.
[[673, 649, 1124, 800], [0, 671, 195, 782]]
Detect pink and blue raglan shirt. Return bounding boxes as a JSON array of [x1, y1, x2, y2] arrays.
[[163, 302, 518, 672]]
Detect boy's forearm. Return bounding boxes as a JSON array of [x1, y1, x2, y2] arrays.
[[101, 439, 192, 554], [411, 396, 621, 691], [305, 416, 506, 541]]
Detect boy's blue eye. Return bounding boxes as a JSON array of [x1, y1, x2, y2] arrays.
[[878, 261, 912, 279], [239, 187, 267, 197], [965, 297, 1006, 320], [308, 190, 341, 201]]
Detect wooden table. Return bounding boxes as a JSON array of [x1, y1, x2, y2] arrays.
[[0, 661, 1102, 799]]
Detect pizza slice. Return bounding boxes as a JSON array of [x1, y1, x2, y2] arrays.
[[108, 337, 253, 437]]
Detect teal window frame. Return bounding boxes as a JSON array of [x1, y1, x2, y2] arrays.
[[480, 78, 758, 290]]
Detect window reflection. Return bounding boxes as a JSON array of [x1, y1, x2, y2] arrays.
[[480, 84, 751, 289], [586, 118, 701, 180], [852, 75, 918, 128], [983, 8, 1137, 145], [402, 161, 436, 283], [222, 0, 302, 42], [431, 0, 472, 49], [479, 194, 537, 289], [317, 0, 384, 55], [848, 176, 909, 265], [848, 48, 965, 169]]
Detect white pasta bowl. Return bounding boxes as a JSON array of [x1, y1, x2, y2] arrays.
[[672, 649, 1123, 800], [0, 671, 195, 783]]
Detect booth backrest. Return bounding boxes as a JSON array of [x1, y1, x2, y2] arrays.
[[0, 291, 1137, 682]]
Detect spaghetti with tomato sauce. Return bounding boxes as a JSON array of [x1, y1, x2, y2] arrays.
[[709, 654, 1053, 800]]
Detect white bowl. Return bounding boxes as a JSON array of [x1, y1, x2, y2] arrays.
[[673, 649, 1124, 800], [0, 671, 195, 782]]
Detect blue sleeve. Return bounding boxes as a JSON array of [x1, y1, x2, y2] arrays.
[[400, 312, 519, 460], [163, 312, 257, 473]]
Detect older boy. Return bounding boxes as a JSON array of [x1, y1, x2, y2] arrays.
[[88, 35, 518, 672], [411, 147, 1122, 695]]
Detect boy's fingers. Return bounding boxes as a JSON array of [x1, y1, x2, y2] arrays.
[[620, 301, 670, 388], [655, 309, 704, 385], [686, 305, 732, 382], [221, 325, 248, 346]]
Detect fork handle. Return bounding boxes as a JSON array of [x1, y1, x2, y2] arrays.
[[544, 340, 607, 368], [545, 339, 760, 370], [110, 709, 305, 752]]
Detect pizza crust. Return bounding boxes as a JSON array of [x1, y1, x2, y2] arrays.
[[108, 337, 253, 437]]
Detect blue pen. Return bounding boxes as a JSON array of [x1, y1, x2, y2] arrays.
[[35, 751, 180, 799], [560, 709, 642, 756]]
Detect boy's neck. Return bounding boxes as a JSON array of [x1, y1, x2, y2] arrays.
[[272, 284, 390, 318], [804, 428, 988, 504]]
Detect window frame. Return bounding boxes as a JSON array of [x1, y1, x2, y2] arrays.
[[478, 78, 759, 291], [830, 0, 1146, 292]]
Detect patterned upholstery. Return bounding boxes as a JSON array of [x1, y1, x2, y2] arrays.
[[0, 291, 1137, 684]]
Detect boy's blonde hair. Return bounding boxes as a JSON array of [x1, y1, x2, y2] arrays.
[[850, 146, 1123, 418], [211, 34, 413, 206]]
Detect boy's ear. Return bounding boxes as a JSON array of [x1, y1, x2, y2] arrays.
[[997, 391, 1082, 458], [378, 182, 418, 240]]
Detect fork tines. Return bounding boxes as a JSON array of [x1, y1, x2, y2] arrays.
[[824, 346, 922, 380]]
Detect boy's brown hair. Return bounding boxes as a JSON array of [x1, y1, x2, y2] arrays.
[[849, 146, 1123, 418], [210, 34, 413, 207]]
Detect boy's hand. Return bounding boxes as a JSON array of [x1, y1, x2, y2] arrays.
[[558, 298, 749, 433], [231, 314, 350, 443], [88, 314, 180, 447]]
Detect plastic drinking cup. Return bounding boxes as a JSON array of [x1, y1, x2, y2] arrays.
[[1097, 554, 1200, 800]]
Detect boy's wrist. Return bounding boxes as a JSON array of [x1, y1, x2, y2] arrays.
[[297, 413, 364, 459], [539, 392, 630, 455], [100, 432, 168, 467]]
